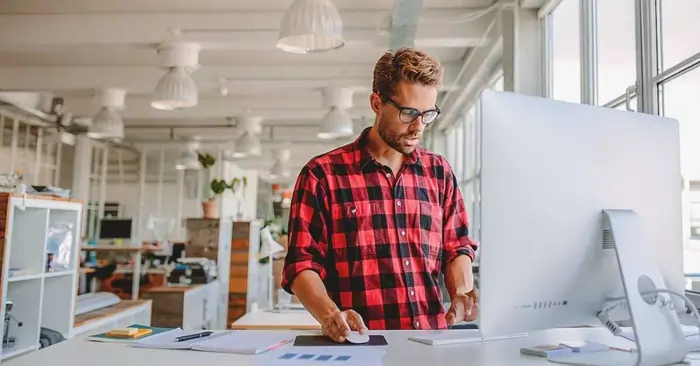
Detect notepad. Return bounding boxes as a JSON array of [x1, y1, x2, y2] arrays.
[[191, 331, 292, 354], [131, 329, 291, 354], [131, 329, 229, 350]]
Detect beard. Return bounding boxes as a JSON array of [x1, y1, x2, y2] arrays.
[[377, 116, 421, 155]]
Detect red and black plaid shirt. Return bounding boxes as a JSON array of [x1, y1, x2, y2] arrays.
[[282, 127, 478, 330]]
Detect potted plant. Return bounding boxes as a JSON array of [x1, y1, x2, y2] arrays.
[[202, 178, 228, 218]]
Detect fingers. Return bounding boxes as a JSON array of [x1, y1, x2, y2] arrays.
[[445, 310, 456, 325], [332, 314, 351, 342], [346, 311, 368, 334]]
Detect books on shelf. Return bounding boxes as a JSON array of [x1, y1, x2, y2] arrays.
[[131, 329, 292, 354]]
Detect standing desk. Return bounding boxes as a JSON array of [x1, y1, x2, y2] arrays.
[[231, 309, 321, 330], [4, 328, 675, 366]]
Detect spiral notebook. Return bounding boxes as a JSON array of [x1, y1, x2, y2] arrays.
[[131, 329, 291, 354]]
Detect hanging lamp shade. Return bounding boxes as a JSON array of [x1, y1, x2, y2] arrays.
[[232, 132, 262, 158], [317, 106, 353, 139], [87, 107, 124, 139], [277, 0, 345, 54], [269, 160, 291, 180], [151, 67, 198, 110], [174, 149, 200, 170]]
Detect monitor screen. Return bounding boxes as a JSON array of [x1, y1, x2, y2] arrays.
[[99, 219, 132, 239]]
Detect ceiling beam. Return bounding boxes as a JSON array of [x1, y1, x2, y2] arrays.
[[0, 64, 461, 94], [0, 0, 490, 13], [64, 94, 372, 116], [0, 10, 492, 50]]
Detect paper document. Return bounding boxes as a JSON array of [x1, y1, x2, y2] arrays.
[[256, 346, 386, 366], [191, 331, 292, 354], [131, 329, 233, 350]]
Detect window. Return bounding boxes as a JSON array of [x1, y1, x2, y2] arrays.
[[659, 65, 700, 271], [597, 0, 637, 103], [551, 0, 581, 103], [659, 0, 700, 70]]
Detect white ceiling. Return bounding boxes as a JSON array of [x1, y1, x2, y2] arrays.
[[0, 0, 504, 181]]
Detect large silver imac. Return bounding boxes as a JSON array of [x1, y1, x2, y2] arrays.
[[476, 90, 687, 365]]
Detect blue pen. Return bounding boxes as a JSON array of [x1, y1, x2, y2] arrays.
[[175, 331, 213, 342]]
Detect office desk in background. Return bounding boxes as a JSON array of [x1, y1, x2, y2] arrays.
[[4, 328, 663, 366], [230, 309, 321, 330]]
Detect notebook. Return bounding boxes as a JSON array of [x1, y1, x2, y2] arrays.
[[132, 329, 291, 354], [87, 324, 172, 343], [191, 331, 292, 354]]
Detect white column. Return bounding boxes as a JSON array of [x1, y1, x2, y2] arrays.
[[501, 7, 545, 96], [72, 136, 93, 239]]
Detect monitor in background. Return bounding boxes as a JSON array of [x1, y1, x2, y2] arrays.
[[99, 219, 133, 240], [476, 90, 687, 364]]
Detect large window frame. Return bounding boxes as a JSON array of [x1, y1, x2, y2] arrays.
[[541, 0, 700, 266]]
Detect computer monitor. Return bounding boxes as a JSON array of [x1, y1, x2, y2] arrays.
[[99, 219, 133, 240], [476, 90, 687, 363]]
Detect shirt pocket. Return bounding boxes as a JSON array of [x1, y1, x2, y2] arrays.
[[419, 201, 443, 273], [331, 202, 377, 277]]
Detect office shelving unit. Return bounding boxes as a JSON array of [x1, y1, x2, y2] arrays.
[[0, 193, 82, 361]]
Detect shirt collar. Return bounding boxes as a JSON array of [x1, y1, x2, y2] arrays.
[[354, 127, 423, 171]]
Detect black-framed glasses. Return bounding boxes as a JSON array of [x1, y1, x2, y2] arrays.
[[382, 96, 441, 124]]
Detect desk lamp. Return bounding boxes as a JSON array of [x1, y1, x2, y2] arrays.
[[260, 226, 285, 310]]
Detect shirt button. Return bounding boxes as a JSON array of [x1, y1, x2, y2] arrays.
[[386, 173, 391, 178], [400, 230, 405, 236], [410, 290, 415, 296], [415, 321, 420, 328], [397, 201, 402, 206], [405, 260, 410, 266]]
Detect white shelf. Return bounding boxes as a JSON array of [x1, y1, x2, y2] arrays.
[[0, 344, 38, 360], [0, 195, 83, 361]]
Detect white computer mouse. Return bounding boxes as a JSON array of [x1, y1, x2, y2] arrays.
[[345, 331, 370, 344]]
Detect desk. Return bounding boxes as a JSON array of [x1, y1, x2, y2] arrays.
[[231, 310, 321, 330], [4, 328, 673, 366]]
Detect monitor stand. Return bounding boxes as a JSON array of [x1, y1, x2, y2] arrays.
[[549, 210, 687, 366]]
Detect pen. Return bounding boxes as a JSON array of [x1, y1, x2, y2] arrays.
[[175, 331, 213, 342]]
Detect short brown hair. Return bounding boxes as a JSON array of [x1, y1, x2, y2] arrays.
[[372, 48, 443, 99]]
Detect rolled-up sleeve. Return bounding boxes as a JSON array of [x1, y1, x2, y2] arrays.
[[442, 161, 478, 270], [281, 166, 329, 294]]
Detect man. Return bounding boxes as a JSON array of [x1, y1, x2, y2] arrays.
[[281, 48, 479, 342]]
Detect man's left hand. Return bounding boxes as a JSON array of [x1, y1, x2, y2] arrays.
[[446, 289, 479, 325]]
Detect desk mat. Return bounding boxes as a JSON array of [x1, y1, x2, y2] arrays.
[[293, 335, 388, 346]]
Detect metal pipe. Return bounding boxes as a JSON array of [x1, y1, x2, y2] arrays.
[[9, 119, 18, 172], [54, 141, 63, 186], [137, 151, 147, 240], [157, 148, 165, 216], [34, 128, 43, 184]]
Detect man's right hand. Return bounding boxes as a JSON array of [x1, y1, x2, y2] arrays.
[[321, 309, 367, 343]]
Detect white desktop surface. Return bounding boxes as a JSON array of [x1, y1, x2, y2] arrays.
[[231, 309, 320, 330], [6, 328, 686, 366]]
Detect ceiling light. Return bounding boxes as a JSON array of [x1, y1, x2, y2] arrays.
[[318, 106, 353, 139], [151, 67, 198, 110], [174, 149, 200, 171], [269, 160, 291, 180], [277, 0, 345, 54], [232, 132, 261, 158], [87, 107, 124, 139]]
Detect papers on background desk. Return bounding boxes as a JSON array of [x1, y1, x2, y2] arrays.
[[255, 346, 386, 366]]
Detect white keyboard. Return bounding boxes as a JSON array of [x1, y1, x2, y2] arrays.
[[75, 292, 121, 315]]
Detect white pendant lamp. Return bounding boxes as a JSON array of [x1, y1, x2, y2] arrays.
[[232, 132, 262, 158], [318, 107, 354, 139], [88, 87, 126, 140], [152, 67, 198, 110], [277, 0, 345, 54], [175, 143, 201, 170], [317, 86, 354, 139], [269, 160, 291, 180], [151, 42, 201, 111]]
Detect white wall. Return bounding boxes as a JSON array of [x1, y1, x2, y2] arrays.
[[104, 182, 200, 242], [221, 162, 258, 221]]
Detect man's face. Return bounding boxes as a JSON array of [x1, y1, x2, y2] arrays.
[[370, 81, 439, 155]]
